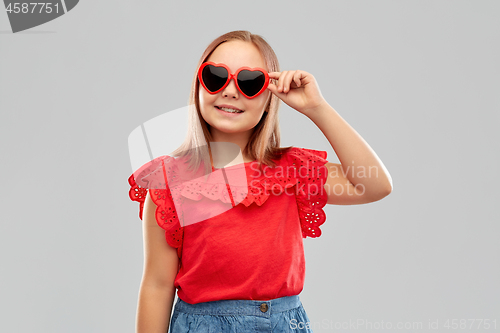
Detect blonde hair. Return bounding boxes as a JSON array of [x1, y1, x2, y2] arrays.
[[171, 30, 292, 175]]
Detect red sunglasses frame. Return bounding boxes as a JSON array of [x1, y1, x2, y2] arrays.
[[198, 61, 270, 99]]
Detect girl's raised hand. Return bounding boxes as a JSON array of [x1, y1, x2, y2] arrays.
[[267, 70, 327, 117]]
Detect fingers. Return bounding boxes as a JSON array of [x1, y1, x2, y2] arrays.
[[283, 71, 296, 93], [268, 71, 288, 93], [268, 71, 304, 93], [277, 71, 288, 93], [266, 81, 280, 96], [293, 71, 302, 88]]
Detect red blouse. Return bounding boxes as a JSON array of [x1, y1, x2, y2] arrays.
[[128, 147, 329, 304]]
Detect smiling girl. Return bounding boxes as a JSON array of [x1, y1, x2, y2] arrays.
[[129, 30, 393, 333]]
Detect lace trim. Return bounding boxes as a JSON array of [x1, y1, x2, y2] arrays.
[[164, 147, 329, 238], [128, 157, 183, 259], [287, 147, 329, 238], [128, 147, 329, 245], [149, 187, 183, 258], [240, 172, 299, 207], [178, 181, 249, 206], [128, 173, 148, 220], [174, 163, 300, 208]]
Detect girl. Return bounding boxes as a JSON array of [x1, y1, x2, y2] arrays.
[[128, 30, 392, 333]]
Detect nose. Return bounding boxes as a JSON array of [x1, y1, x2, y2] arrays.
[[222, 75, 239, 98]]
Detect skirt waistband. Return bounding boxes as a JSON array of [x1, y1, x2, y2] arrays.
[[174, 295, 302, 317]]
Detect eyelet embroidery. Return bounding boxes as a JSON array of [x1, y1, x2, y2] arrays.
[[128, 156, 184, 259], [287, 147, 329, 238], [128, 147, 329, 254]]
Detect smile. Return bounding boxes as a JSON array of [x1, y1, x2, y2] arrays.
[[215, 106, 244, 114]]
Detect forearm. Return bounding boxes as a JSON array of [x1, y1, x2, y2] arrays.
[[136, 283, 176, 333], [307, 102, 393, 195]]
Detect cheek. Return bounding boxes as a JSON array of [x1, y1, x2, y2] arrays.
[[252, 91, 270, 111], [199, 89, 216, 113]]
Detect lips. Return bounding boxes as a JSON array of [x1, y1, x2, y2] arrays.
[[216, 104, 244, 112]]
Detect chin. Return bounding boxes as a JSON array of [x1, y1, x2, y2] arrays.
[[215, 126, 246, 134]]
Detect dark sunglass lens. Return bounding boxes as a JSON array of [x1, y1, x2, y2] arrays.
[[237, 70, 265, 97], [202, 65, 228, 92]]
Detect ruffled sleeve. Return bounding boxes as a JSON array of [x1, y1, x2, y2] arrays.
[[128, 156, 184, 259], [287, 147, 329, 239]]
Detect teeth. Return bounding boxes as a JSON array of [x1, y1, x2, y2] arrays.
[[219, 107, 242, 113]]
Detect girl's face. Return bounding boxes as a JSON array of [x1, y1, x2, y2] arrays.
[[199, 40, 271, 139]]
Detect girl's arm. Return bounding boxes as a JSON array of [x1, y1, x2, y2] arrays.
[[307, 101, 393, 204], [268, 70, 393, 205], [136, 192, 179, 333]]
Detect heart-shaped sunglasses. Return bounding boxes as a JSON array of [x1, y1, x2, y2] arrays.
[[198, 62, 270, 99]]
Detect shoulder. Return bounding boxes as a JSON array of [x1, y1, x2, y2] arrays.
[[130, 154, 194, 190], [279, 146, 328, 167]]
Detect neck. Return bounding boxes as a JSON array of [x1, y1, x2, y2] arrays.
[[209, 128, 253, 165]]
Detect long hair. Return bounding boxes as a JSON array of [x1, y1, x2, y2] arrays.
[[171, 30, 292, 175]]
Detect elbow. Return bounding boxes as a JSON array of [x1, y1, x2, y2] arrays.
[[377, 174, 393, 198], [384, 182, 393, 196], [379, 183, 393, 200], [385, 174, 393, 195], [366, 183, 393, 203]]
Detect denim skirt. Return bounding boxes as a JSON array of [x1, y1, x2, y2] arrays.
[[168, 295, 314, 333]]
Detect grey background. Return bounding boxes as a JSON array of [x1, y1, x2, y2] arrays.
[[1, 1, 499, 332]]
